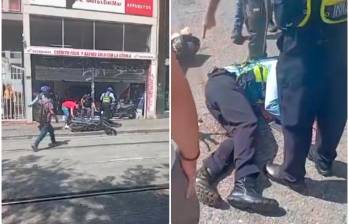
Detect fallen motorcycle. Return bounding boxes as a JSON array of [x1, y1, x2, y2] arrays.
[[69, 116, 121, 135]]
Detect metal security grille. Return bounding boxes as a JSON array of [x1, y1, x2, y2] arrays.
[[2, 65, 25, 120]]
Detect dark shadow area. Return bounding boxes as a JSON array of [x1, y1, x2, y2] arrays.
[[241, 206, 287, 217], [330, 160, 347, 180], [39, 140, 71, 151], [291, 177, 348, 204], [2, 155, 169, 224], [179, 54, 211, 73]]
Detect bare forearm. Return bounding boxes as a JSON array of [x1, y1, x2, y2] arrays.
[[171, 56, 200, 158], [207, 0, 220, 16]]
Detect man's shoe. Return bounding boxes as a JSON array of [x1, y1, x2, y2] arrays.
[[31, 144, 39, 152], [49, 142, 59, 148], [232, 33, 246, 45], [227, 176, 279, 212], [196, 166, 222, 207], [308, 146, 333, 177], [265, 163, 306, 193], [268, 22, 278, 33]]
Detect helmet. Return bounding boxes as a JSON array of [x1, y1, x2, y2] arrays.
[[40, 85, 50, 93], [107, 87, 113, 92]]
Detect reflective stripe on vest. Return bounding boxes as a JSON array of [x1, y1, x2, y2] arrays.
[[102, 92, 111, 103], [321, 0, 347, 24], [299, 0, 347, 27], [253, 65, 269, 83]]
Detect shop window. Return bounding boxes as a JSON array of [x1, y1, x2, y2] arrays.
[[64, 19, 93, 49], [30, 16, 62, 47], [95, 22, 123, 51], [124, 24, 151, 52]]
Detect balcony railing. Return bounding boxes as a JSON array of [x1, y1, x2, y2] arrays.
[[2, 0, 21, 13]]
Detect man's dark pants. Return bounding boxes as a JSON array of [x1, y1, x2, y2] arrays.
[[102, 103, 112, 120], [276, 23, 347, 182], [34, 123, 56, 146], [243, 0, 268, 59], [203, 74, 260, 180]]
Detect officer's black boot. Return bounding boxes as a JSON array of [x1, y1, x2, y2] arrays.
[[308, 146, 332, 177], [227, 175, 279, 212], [196, 166, 222, 207]]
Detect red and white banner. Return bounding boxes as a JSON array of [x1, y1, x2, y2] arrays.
[[30, 0, 153, 17], [73, 0, 125, 14], [25, 46, 155, 60], [125, 0, 153, 17]]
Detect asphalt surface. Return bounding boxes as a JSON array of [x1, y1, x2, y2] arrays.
[[2, 119, 169, 224], [172, 0, 347, 224]]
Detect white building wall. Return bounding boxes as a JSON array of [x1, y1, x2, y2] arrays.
[[22, 0, 160, 121]]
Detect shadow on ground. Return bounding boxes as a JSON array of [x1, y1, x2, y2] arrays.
[[2, 155, 169, 224]]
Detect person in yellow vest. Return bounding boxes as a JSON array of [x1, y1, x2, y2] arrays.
[[265, 0, 347, 191], [100, 87, 116, 120]]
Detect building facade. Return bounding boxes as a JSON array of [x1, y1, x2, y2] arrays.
[[2, 0, 168, 121]]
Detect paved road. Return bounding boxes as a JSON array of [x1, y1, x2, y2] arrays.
[[172, 1, 347, 224], [2, 119, 169, 224]]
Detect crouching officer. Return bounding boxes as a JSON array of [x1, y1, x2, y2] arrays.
[[196, 63, 279, 212], [265, 0, 347, 190]]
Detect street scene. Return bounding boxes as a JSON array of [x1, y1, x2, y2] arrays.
[[172, 0, 347, 223], [2, 0, 169, 223]]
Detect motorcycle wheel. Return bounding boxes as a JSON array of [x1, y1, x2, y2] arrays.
[[128, 111, 136, 119]]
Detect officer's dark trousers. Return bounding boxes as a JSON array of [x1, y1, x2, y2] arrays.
[[277, 24, 347, 181], [102, 103, 112, 120], [203, 74, 260, 181], [243, 0, 267, 59], [233, 0, 244, 35]]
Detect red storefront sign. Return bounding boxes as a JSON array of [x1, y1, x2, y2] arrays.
[[125, 0, 153, 17]]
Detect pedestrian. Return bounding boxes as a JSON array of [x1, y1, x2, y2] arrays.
[[265, 0, 347, 191], [31, 95, 58, 152], [171, 52, 200, 224], [196, 64, 279, 212], [205, 0, 269, 59], [100, 87, 116, 120], [80, 93, 93, 118], [61, 99, 79, 129], [3, 84, 15, 119]]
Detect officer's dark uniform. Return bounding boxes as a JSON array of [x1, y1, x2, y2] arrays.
[[274, 0, 347, 181], [203, 67, 266, 180]]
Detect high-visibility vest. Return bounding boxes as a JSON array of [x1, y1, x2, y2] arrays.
[[102, 92, 112, 103], [298, 0, 347, 27]]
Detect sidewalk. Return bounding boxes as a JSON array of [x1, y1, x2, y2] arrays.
[[2, 118, 169, 139]]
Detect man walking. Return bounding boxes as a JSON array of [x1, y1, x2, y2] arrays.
[[31, 95, 57, 152]]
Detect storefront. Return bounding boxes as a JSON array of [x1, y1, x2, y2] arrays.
[[22, 0, 162, 121]]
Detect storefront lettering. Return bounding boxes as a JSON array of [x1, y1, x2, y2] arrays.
[[26, 47, 155, 60]]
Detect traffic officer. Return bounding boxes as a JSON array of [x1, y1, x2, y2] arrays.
[[265, 0, 347, 190], [100, 87, 116, 120], [204, 0, 269, 59], [196, 63, 279, 212]]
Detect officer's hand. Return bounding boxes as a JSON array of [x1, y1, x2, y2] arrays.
[[180, 159, 197, 199]]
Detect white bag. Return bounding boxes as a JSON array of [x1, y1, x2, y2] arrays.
[[263, 58, 280, 118]]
